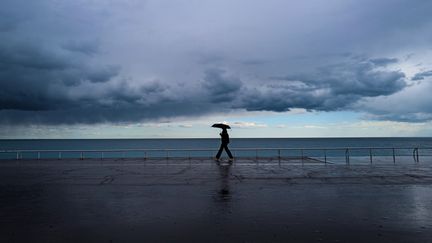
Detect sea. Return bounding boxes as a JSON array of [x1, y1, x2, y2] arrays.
[[1, 137, 432, 161]]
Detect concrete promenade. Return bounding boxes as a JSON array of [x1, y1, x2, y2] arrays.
[[1, 158, 432, 242]]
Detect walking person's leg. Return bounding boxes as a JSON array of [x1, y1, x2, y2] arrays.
[[224, 144, 234, 159], [216, 144, 224, 159]]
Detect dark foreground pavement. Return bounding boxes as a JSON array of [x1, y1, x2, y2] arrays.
[[1, 158, 432, 242]]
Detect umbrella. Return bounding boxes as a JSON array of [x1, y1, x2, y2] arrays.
[[212, 123, 231, 129]]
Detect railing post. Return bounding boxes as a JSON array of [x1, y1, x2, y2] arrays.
[[278, 149, 281, 166], [80, 152, 83, 160], [345, 148, 350, 165], [188, 151, 191, 166], [301, 149, 304, 165], [16, 152, 19, 160], [324, 149, 327, 164], [369, 148, 373, 164], [101, 152, 104, 160], [256, 149, 258, 160], [416, 148, 419, 163], [38, 152, 41, 160], [392, 148, 396, 164], [58, 152, 62, 160]]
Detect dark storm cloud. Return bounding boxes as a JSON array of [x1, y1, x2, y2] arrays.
[[0, 0, 29, 32], [0, 42, 68, 70], [370, 58, 399, 66], [0, 16, 22, 32], [241, 58, 406, 112], [287, 59, 406, 97], [0, 74, 216, 125], [85, 65, 121, 83], [1, 0, 432, 126], [0, 29, 218, 124], [412, 70, 432, 81], [355, 79, 432, 123], [202, 69, 242, 103], [62, 40, 100, 56], [365, 113, 432, 123], [0, 0, 221, 124], [0, 102, 215, 125], [0, 53, 409, 124], [0, 39, 121, 112]]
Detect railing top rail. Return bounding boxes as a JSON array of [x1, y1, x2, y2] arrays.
[[1, 146, 431, 153]]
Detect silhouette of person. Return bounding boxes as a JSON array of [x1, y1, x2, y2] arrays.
[[215, 128, 234, 162]]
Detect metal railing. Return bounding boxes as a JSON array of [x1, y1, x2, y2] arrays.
[[0, 147, 431, 164]]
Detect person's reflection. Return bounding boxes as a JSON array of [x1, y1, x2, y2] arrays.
[[217, 164, 231, 202], [209, 163, 233, 230]]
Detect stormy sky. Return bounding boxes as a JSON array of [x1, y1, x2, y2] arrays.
[[1, 0, 432, 138]]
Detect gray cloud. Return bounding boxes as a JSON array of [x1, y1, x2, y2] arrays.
[[1, 0, 432, 126], [0, 55, 411, 124], [244, 58, 406, 112], [85, 65, 120, 83], [365, 113, 432, 123], [355, 79, 432, 123], [370, 58, 399, 66], [202, 69, 242, 103], [62, 40, 100, 56], [0, 39, 120, 111], [412, 70, 432, 81], [0, 80, 216, 125]]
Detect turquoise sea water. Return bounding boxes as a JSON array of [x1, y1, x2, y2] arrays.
[[1, 138, 432, 161], [1, 137, 432, 150]]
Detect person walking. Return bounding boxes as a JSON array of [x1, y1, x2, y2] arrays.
[[215, 128, 234, 163]]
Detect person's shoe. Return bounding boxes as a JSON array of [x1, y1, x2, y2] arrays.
[[228, 158, 234, 164]]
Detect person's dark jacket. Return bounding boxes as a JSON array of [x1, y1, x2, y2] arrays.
[[220, 130, 230, 144]]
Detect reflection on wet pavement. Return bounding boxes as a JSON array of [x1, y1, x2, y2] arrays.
[[217, 164, 231, 202], [1, 159, 432, 242]]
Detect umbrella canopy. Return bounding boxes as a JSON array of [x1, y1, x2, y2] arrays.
[[212, 123, 231, 129]]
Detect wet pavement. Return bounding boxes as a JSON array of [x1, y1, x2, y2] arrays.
[[1, 158, 432, 242]]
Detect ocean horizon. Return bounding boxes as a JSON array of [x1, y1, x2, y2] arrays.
[[2, 137, 432, 150], [2, 137, 431, 161]]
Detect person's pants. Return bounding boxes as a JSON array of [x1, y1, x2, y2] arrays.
[[216, 143, 233, 159]]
